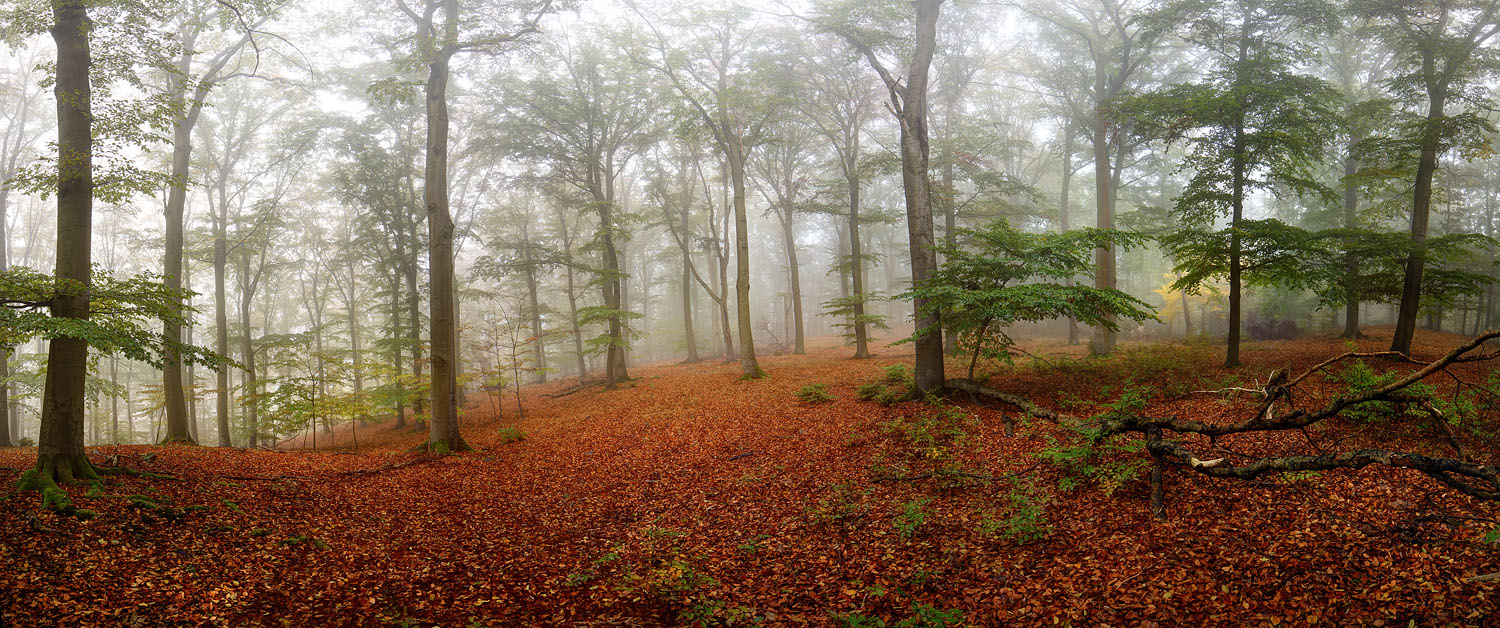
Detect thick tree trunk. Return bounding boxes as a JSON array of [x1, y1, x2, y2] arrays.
[[1342, 149, 1361, 339], [35, 0, 99, 484], [595, 173, 630, 388], [1226, 112, 1245, 368], [161, 92, 201, 444], [1392, 80, 1447, 355], [725, 141, 762, 379], [213, 203, 231, 446], [898, 0, 945, 394], [423, 45, 467, 452], [0, 348, 10, 447]]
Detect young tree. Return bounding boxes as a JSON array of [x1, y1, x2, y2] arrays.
[[910, 221, 1153, 381], [1134, 0, 1339, 367]]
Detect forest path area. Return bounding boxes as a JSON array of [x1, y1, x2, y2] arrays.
[[3, 331, 1500, 627]]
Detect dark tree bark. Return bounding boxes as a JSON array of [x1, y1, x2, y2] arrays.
[[35, 0, 98, 484]]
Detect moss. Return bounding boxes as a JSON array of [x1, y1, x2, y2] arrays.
[[84, 482, 105, 499], [16, 469, 42, 492], [40, 486, 74, 512], [248, 527, 271, 537], [74, 509, 97, 520]]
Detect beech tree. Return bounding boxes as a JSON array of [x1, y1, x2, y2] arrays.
[[631, 1, 772, 380], [817, 0, 947, 395], [1358, 0, 1500, 355], [496, 34, 656, 388], [1133, 0, 1340, 367], [391, 0, 556, 451], [158, 0, 281, 444]]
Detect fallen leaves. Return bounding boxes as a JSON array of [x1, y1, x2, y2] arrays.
[[0, 330, 1498, 626]]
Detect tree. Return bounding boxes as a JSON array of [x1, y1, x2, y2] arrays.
[[158, 0, 279, 444], [802, 42, 881, 359], [749, 113, 816, 355], [818, 0, 947, 395], [6, 0, 220, 506], [631, 1, 773, 380], [1021, 0, 1167, 356], [1133, 0, 1339, 367], [391, 0, 556, 452], [1358, 0, 1500, 354], [496, 34, 655, 388]]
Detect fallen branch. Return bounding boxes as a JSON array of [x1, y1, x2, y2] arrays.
[[944, 378, 1074, 422]]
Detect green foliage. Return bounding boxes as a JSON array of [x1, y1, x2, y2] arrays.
[[1329, 358, 1400, 422], [1041, 385, 1154, 495], [808, 482, 871, 525], [797, 383, 836, 404], [855, 365, 913, 406], [879, 399, 977, 464], [496, 426, 526, 444], [823, 293, 891, 342], [978, 481, 1052, 545], [0, 266, 230, 370], [901, 220, 1154, 379], [834, 604, 968, 628], [892, 497, 932, 538]]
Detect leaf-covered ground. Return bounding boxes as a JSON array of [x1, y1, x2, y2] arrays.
[[3, 329, 1500, 627]]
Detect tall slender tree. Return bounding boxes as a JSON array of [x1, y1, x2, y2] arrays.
[[393, 0, 555, 451], [820, 0, 947, 394]]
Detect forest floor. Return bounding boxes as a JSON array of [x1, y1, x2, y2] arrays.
[[3, 329, 1500, 627]]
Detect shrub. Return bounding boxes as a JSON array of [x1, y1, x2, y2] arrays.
[[496, 426, 525, 444], [978, 481, 1052, 544], [1039, 384, 1152, 494], [797, 383, 836, 404]]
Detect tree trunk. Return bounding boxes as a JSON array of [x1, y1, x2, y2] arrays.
[[391, 265, 407, 429], [898, 0, 945, 394], [35, 0, 99, 484], [849, 158, 870, 359], [779, 214, 805, 355], [1341, 148, 1361, 339], [422, 40, 467, 452], [1391, 77, 1447, 355], [1089, 108, 1117, 356], [1059, 122, 1080, 345], [678, 190, 700, 363], [238, 258, 258, 448], [161, 89, 200, 445], [213, 196, 231, 446], [522, 233, 547, 381], [725, 137, 762, 379]]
